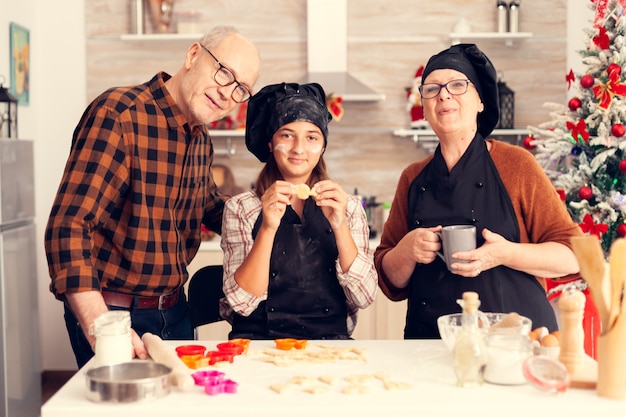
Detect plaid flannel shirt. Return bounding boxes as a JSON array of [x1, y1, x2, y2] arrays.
[[45, 72, 226, 298]]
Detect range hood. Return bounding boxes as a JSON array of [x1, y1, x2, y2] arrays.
[[301, 0, 385, 102]]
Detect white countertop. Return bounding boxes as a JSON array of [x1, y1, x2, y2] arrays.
[[198, 237, 382, 253], [41, 340, 626, 417]]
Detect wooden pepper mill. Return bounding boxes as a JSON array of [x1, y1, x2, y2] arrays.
[[558, 287, 586, 373], [558, 286, 597, 388]]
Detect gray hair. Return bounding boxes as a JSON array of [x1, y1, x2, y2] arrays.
[[201, 26, 241, 49]]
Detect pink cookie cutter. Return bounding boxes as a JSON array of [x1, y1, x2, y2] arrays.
[[192, 370, 238, 396]]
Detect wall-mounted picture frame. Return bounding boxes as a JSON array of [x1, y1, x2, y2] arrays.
[[9, 22, 30, 105]]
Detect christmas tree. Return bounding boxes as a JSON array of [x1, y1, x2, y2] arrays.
[[528, 0, 626, 255]]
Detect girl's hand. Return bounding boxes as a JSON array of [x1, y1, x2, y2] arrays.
[[260, 180, 293, 230], [313, 180, 348, 229]]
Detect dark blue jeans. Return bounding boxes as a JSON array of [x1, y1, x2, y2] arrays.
[[64, 292, 194, 368]]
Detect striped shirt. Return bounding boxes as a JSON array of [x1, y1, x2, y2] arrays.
[[45, 72, 226, 298], [220, 190, 378, 335]]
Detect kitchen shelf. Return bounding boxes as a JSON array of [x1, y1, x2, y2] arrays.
[[209, 129, 245, 137], [449, 32, 533, 47], [120, 33, 204, 41], [393, 128, 530, 151]]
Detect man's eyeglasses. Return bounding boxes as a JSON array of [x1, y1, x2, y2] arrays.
[[418, 79, 471, 99], [200, 44, 251, 103]]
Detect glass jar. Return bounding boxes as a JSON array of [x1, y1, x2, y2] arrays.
[[484, 333, 532, 385], [89, 310, 133, 367]]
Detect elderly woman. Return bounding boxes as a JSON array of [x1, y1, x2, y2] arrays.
[[221, 82, 378, 340], [374, 44, 582, 338]]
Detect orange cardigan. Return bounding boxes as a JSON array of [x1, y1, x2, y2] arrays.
[[374, 139, 583, 301]]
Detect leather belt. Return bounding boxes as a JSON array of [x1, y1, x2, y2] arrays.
[[102, 288, 181, 310]]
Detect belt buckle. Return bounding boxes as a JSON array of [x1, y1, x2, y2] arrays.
[[158, 293, 167, 310]]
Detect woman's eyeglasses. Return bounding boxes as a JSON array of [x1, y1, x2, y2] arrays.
[[418, 79, 471, 99], [200, 44, 251, 103]]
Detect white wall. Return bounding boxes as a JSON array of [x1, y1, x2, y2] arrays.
[[567, 1, 594, 97], [1, 0, 86, 370], [0, 0, 594, 371]]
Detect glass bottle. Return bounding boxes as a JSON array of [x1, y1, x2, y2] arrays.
[[509, 1, 520, 33], [452, 291, 488, 387], [497, 0, 508, 33]]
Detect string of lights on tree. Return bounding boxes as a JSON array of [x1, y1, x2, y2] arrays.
[[526, 0, 626, 255]]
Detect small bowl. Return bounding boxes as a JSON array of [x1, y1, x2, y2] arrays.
[[437, 312, 532, 351], [85, 361, 172, 403]]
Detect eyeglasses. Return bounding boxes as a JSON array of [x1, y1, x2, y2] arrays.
[[200, 44, 251, 103], [418, 79, 471, 99]]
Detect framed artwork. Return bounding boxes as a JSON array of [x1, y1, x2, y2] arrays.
[[9, 22, 30, 105]]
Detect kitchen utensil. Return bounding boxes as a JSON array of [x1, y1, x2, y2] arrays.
[[85, 361, 172, 403], [570, 236, 610, 332], [597, 238, 626, 399], [142, 333, 195, 391], [608, 238, 626, 330], [597, 305, 626, 399], [558, 287, 597, 389]]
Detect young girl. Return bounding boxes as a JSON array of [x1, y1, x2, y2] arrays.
[[220, 82, 377, 339]]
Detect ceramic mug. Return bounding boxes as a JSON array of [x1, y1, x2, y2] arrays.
[[436, 225, 476, 272]]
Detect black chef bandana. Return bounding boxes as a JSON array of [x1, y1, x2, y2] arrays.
[[421, 43, 499, 138], [245, 82, 332, 162]]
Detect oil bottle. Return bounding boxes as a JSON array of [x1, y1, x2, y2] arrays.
[[452, 291, 488, 387]]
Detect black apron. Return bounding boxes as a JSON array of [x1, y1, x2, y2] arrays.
[[404, 135, 557, 338], [230, 198, 349, 340]]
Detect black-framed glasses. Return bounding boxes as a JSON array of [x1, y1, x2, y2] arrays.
[[418, 79, 471, 99], [200, 44, 251, 103]]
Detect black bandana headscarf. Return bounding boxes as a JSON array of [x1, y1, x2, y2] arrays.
[[245, 82, 332, 162], [421, 43, 499, 138]]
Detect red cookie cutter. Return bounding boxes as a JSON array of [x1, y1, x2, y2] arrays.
[[216, 342, 245, 356], [175, 344, 206, 357]]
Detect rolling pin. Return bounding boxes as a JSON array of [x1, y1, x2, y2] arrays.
[[142, 332, 195, 391]]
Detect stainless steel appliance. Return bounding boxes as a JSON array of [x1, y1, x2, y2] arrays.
[[0, 138, 40, 417]]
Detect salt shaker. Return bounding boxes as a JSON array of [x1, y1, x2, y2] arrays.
[[453, 291, 488, 387], [89, 310, 133, 367], [497, 0, 508, 33]]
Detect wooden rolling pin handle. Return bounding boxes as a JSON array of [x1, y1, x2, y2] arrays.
[[142, 332, 195, 391], [558, 288, 586, 374]]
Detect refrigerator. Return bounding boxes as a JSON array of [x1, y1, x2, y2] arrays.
[[0, 138, 41, 417]]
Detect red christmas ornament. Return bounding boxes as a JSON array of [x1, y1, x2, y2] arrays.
[[618, 223, 626, 237], [619, 160, 626, 173], [612, 123, 626, 137], [580, 74, 595, 89], [579, 186, 593, 200], [568, 97, 582, 111], [523, 135, 535, 150], [607, 63, 622, 76]]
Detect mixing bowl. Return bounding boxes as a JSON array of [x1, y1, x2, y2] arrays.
[[85, 360, 172, 403], [437, 312, 532, 351]]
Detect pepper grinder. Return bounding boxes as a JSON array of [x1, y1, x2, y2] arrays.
[[558, 287, 585, 374]]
